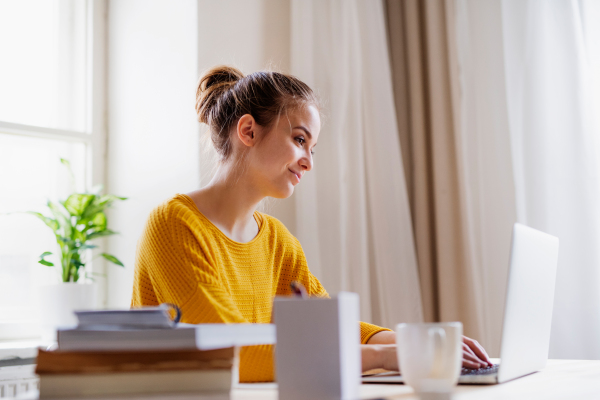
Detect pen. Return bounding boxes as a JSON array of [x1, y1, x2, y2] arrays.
[[290, 280, 308, 299]]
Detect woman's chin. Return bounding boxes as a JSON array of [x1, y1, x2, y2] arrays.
[[270, 184, 295, 199]]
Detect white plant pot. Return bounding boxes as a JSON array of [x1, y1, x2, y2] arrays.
[[39, 283, 98, 344]]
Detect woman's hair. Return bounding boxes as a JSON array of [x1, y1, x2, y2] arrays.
[[195, 65, 319, 161]]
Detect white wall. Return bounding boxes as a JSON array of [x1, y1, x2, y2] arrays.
[[106, 0, 294, 307], [197, 0, 291, 73], [106, 0, 200, 307]]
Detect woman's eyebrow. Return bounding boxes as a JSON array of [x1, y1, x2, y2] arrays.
[[293, 126, 312, 139]]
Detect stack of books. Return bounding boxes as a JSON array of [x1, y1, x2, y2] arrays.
[[35, 306, 275, 398], [36, 347, 234, 398]]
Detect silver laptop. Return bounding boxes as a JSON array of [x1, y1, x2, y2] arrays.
[[363, 223, 559, 385]]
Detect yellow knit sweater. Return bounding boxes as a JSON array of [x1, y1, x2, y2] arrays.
[[131, 194, 389, 382]]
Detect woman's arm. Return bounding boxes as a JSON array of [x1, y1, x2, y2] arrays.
[[361, 344, 399, 372], [366, 330, 396, 344]]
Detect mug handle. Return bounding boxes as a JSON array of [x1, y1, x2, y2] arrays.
[[428, 327, 447, 378]]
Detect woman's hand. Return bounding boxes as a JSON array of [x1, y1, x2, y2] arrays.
[[462, 335, 492, 369]]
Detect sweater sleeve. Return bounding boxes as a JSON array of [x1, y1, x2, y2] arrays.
[[307, 272, 392, 344], [132, 204, 274, 382]]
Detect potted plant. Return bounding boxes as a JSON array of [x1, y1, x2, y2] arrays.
[[27, 159, 126, 341]]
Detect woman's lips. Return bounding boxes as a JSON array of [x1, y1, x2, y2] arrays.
[[289, 169, 301, 183]]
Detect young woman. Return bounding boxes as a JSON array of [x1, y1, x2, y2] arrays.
[[131, 66, 491, 382]]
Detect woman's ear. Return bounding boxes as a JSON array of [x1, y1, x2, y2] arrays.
[[237, 114, 257, 148]]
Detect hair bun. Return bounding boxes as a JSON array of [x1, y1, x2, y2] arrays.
[[196, 66, 244, 124]]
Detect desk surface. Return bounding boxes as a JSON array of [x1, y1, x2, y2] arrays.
[[18, 360, 600, 400], [234, 360, 600, 400]]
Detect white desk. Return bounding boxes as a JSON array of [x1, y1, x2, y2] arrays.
[[17, 360, 600, 400], [234, 360, 600, 400]]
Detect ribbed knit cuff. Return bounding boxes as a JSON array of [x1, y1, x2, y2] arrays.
[[360, 322, 393, 344]]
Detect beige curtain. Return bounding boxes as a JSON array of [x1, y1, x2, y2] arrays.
[[384, 0, 486, 341]]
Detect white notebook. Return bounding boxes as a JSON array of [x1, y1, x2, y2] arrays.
[[74, 304, 178, 329], [57, 323, 275, 351]]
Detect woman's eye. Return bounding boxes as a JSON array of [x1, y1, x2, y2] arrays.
[[295, 137, 306, 145]]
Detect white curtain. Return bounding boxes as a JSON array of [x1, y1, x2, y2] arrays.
[[290, 0, 423, 328], [452, 0, 518, 356], [454, 0, 600, 359], [501, 0, 600, 359]]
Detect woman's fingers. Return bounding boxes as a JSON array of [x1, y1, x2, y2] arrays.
[[462, 344, 483, 368], [464, 336, 491, 363], [462, 347, 482, 363], [462, 358, 481, 369], [462, 342, 482, 361], [462, 342, 488, 369], [463, 336, 492, 365]]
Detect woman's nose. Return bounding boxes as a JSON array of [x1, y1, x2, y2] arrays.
[[299, 153, 313, 172]]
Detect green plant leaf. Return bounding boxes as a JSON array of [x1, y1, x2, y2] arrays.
[[98, 194, 128, 206], [72, 258, 84, 268], [73, 229, 86, 242], [78, 243, 98, 251], [100, 253, 124, 267], [63, 194, 95, 217], [81, 203, 108, 221], [87, 229, 117, 240], [48, 201, 72, 237], [26, 212, 58, 231], [39, 252, 54, 267], [69, 243, 96, 255], [91, 212, 107, 231], [56, 236, 74, 246]]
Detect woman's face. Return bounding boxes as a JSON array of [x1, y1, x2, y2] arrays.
[[246, 105, 321, 199]]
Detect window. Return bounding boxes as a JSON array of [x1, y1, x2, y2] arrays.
[[0, 0, 106, 339]]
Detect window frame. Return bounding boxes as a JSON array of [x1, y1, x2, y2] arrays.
[[0, 0, 107, 340]]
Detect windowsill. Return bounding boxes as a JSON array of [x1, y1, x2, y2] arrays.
[[0, 320, 40, 341]]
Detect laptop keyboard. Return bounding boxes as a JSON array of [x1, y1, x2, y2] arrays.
[[461, 364, 500, 376]]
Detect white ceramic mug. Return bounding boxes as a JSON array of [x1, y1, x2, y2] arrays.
[[396, 322, 463, 394]]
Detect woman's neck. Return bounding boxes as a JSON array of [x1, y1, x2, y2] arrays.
[[187, 163, 264, 243]]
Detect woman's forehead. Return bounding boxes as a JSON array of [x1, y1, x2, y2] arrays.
[[285, 105, 320, 135]]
